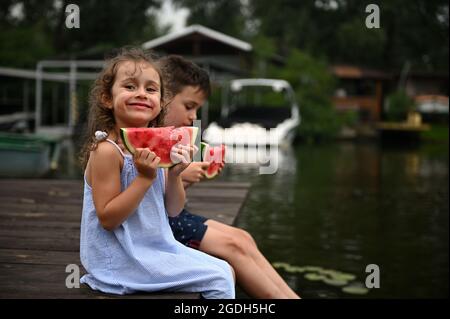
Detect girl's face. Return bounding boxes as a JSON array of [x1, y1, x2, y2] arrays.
[[107, 61, 161, 128], [164, 86, 206, 127]]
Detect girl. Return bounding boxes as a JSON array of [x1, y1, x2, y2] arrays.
[[159, 55, 300, 299], [78, 47, 235, 299]]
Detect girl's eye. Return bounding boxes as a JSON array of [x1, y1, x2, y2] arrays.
[[125, 85, 135, 90], [146, 87, 158, 92]]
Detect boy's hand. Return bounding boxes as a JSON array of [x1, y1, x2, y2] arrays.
[[181, 162, 210, 184], [168, 144, 197, 177], [134, 148, 160, 181]]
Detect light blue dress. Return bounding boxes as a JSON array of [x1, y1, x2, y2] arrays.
[[80, 139, 235, 298]]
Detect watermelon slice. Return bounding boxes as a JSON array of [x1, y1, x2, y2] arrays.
[[120, 126, 198, 168], [201, 142, 226, 179]]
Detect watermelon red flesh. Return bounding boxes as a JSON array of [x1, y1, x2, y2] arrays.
[[202, 144, 226, 179], [120, 126, 198, 168]]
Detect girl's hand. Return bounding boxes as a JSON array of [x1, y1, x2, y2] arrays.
[[133, 148, 160, 181], [168, 144, 197, 177], [181, 162, 210, 184]]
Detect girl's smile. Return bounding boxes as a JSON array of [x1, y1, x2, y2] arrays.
[[128, 102, 153, 109]]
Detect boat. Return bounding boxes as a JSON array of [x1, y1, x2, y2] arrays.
[[203, 78, 301, 146], [0, 132, 61, 178]]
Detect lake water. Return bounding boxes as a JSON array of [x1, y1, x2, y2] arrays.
[[48, 139, 449, 298], [219, 141, 449, 298]]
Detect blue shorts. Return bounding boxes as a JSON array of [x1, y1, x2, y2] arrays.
[[169, 209, 208, 249]]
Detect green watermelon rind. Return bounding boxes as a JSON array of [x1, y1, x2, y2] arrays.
[[120, 128, 136, 155], [120, 127, 198, 169], [200, 142, 209, 161]]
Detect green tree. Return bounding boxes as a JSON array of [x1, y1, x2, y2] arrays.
[[0, 22, 54, 67], [0, 0, 162, 66], [250, 35, 277, 77], [277, 49, 339, 142], [384, 90, 416, 121], [172, 0, 246, 38]]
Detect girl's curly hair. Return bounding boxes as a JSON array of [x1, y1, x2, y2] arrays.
[[79, 46, 167, 169]]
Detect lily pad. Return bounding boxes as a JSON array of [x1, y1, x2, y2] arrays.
[[322, 278, 348, 287], [272, 262, 358, 287], [342, 283, 369, 295], [303, 266, 325, 272], [304, 273, 326, 281], [333, 273, 356, 281], [272, 262, 294, 271], [272, 262, 306, 273]]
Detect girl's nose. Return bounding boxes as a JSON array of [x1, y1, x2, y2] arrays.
[[136, 86, 147, 98], [189, 111, 197, 121]]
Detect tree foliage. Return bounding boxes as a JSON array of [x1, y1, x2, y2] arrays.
[[175, 0, 449, 72], [277, 49, 340, 141], [172, 0, 246, 38], [0, 0, 162, 66]]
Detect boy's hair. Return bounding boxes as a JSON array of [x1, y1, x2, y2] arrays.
[[79, 46, 166, 169], [158, 55, 211, 101]]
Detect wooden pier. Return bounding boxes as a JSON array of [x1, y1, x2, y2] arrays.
[[0, 179, 250, 299]]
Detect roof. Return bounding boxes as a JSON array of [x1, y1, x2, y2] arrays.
[[331, 65, 391, 80], [142, 24, 252, 52]]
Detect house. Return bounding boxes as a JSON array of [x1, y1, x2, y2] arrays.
[[401, 71, 449, 97], [331, 65, 391, 122], [142, 24, 253, 82]]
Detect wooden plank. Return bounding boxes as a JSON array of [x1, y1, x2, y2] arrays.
[[0, 179, 250, 189], [0, 287, 201, 299], [0, 179, 250, 299], [0, 201, 82, 212], [0, 179, 83, 188], [186, 188, 248, 199], [0, 212, 82, 223], [0, 235, 79, 251], [185, 202, 244, 225], [0, 248, 80, 265], [0, 263, 200, 299], [0, 228, 80, 239], [189, 181, 251, 189], [0, 219, 81, 230]]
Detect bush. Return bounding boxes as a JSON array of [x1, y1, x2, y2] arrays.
[[297, 102, 341, 143], [384, 90, 416, 121], [276, 49, 339, 142]]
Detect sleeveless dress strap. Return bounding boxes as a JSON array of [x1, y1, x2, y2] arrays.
[[105, 139, 126, 158]]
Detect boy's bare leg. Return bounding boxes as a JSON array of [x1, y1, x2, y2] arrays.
[[199, 226, 289, 298], [205, 220, 300, 299]]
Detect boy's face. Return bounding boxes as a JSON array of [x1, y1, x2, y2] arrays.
[[164, 85, 206, 127]]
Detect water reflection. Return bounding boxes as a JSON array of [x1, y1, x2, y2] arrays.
[[220, 142, 448, 298]]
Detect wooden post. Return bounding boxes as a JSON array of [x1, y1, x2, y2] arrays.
[[375, 80, 383, 121]]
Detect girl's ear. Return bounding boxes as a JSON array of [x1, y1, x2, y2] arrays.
[[101, 93, 113, 109]]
